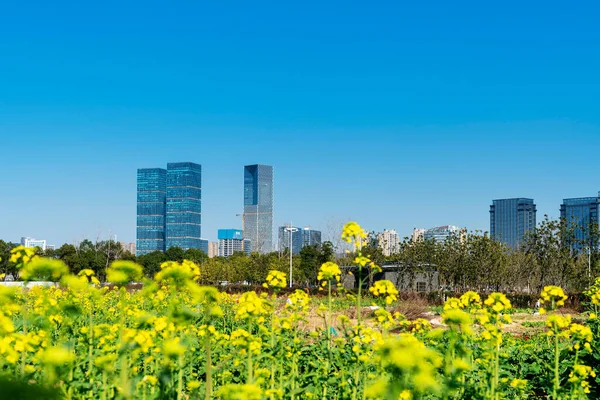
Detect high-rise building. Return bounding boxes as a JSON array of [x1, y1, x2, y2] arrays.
[[243, 239, 252, 255], [279, 225, 303, 254], [137, 168, 167, 256], [208, 242, 219, 258], [243, 164, 273, 254], [490, 198, 537, 249], [302, 227, 322, 248], [218, 229, 245, 257], [411, 228, 425, 243], [21, 237, 47, 251], [120, 242, 136, 254], [136, 162, 202, 256], [166, 162, 202, 251], [424, 225, 461, 243], [377, 229, 399, 256], [560, 194, 600, 247], [279, 225, 322, 254]]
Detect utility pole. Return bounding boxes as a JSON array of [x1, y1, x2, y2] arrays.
[[285, 223, 299, 288]]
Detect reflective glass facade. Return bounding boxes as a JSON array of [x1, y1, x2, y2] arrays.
[[560, 196, 600, 246], [279, 226, 321, 254], [137, 168, 167, 255], [423, 225, 461, 243], [166, 162, 202, 250], [243, 165, 273, 253], [490, 198, 537, 249]]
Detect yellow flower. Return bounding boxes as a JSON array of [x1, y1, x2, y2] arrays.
[[510, 378, 528, 389], [539, 286, 568, 311], [106, 260, 143, 284], [234, 291, 268, 320], [264, 270, 287, 290], [217, 383, 262, 400], [318, 262, 341, 282], [369, 280, 398, 304], [342, 222, 367, 243], [484, 293, 511, 313], [20, 258, 69, 282], [40, 346, 75, 366]]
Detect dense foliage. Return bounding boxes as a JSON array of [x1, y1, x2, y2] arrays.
[[1, 222, 600, 399]]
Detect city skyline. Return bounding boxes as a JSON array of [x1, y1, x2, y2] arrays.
[[2, 2, 600, 246]]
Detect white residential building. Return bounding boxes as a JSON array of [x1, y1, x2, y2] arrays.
[[377, 229, 399, 256], [20, 237, 47, 251]]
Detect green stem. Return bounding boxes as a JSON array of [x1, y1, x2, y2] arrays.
[[247, 350, 253, 384], [205, 339, 212, 399], [176, 354, 184, 400], [357, 266, 362, 327], [553, 334, 560, 399]]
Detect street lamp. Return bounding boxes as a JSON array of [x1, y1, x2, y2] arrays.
[[285, 224, 299, 288]]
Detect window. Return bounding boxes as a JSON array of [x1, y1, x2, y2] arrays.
[[416, 282, 427, 292]]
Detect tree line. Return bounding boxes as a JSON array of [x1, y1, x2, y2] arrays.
[[1, 216, 598, 292]]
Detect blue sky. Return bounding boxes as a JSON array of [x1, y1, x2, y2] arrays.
[[1, 1, 599, 246]]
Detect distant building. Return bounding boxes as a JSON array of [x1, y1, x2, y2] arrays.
[[46, 245, 56, 251], [243, 165, 273, 254], [120, 242, 136, 254], [279, 225, 322, 254], [208, 242, 219, 258], [302, 227, 322, 248], [560, 194, 600, 247], [279, 225, 302, 254], [218, 229, 245, 257], [377, 229, 399, 256], [411, 228, 425, 243], [490, 198, 537, 249], [243, 239, 252, 255], [423, 226, 461, 243], [136, 162, 203, 256], [21, 237, 46, 251], [165, 162, 203, 251], [136, 168, 167, 255], [198, 239, 209, 255]]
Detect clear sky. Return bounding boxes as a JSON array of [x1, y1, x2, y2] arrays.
[[1, 1, 599, 246]]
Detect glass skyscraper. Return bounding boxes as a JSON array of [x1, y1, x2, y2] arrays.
[[136, 162, 202, 256], [560, 195, 600, 247], [279, 225, 322, 254], [490, 198, 536, 249], [166, 162, 202, 250], [243, 164, 273, 254], [136, 168, 167, 255]]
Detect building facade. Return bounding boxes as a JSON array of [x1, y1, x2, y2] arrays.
[[243, 164, 273, 254], [490, 198, 537, 249], [218, 229, 245, 257], [560, 195, 600, 247], [377, 229, 399, 256], [136, 168, 167, 255], [136, 162, 202, 256], [423, 225, 461, 243], [21, 237, 47, 251], [208, 242, 219, 258], [166, 162, 202, 250], [279, 225, 322, 254], [411, 228, 425, 243], [302, 227, 322, 248]]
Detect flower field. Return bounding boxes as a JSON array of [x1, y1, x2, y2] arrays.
[[1, 223, 600, 399]]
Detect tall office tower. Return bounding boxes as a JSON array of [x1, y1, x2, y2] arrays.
[[377, 229, 399, 256], [560, 194, 600, 247], [424, 225, 461, 243], [302, 227, 322, 248], [243, 164, 273, 254], [218, 229, 245, 257], [490, 198, 537, 249], [165, 162, 202, 250], [279, 224, 303, 254], [136, 168, 167, 256]]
